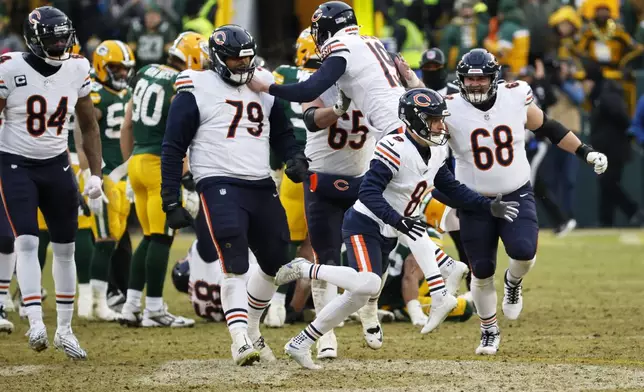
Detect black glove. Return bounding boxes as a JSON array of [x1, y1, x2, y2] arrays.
[[394, 216, 427, 241], [162, 188, 193, 229], [490, 193, 520, 222], [284, 151, 310, 184], [181, 171, 196, 192]]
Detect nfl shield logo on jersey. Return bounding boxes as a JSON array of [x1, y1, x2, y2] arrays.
[[219, 188, 226, 195]]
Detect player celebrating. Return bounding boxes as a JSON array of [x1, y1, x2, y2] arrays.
[[275, 88, 519, 369], [399, 48, 608, 355], [161, 25, 308, 366], [119, 32, 207, 328], [0, 6, 104, 358], [83, 40, 135, 321]]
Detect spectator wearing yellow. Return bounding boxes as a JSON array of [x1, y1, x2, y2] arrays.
[[379, 0, 425, 69], [577, 2, 644, 72], [440, 0, 488, 71], [183, 0, 217, 37], [483, 0, 530, 75]]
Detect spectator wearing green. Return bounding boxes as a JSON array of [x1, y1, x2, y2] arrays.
[[440, 0, 488, 71], [127, 3, 176, 70], [380, 0, 425, 69]]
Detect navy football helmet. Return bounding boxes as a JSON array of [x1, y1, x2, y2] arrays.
[[456, 48, 501, 104], [310, 1, 358, 48], [171, 259, 190, 294], [399, 88, 450, 146], [208, 24, 256, 86], [23, 6, 76, 62]]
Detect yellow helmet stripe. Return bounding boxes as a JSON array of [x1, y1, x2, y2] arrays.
[[114, 40, 131, 63]]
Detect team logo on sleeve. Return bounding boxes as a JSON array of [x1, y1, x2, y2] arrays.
[[413, 93, 432, 107], [312, 9, 323, 22], [213, 31, 226, 45]]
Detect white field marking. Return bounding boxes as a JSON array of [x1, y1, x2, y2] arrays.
[[0, 365, 46, 377], [137, 358, 644, 392], [619, 233, 642, 245]]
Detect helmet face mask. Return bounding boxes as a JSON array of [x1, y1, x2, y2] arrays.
[[104, 63, 133, 90], [208, 25, 257, 86], [456, 49, 500, 105], [399, 88, 450, 147], [24, 7, 76, 63], [93, 40, 135, 91]]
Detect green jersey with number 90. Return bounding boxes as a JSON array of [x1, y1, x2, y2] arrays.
[[131, 64, 179, 156], [89, 81, 132, 175]]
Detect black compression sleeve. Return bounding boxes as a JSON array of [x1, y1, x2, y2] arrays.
[[533, 112, 570, 144]]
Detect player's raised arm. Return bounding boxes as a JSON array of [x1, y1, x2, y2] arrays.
[[526, 101, 608, 174], [268, 99, 309, 183]]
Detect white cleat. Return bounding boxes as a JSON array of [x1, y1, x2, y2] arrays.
[[316, 331, 337, 359], [26, 324, 48, 352], [232, 333, 260, 366], [502, 270, 523, 320], [3, 296, 15, 312], [263, 303, 286, 328], [445, 262, 469, 296], [253, 336, 277, 362], [141, 305, 195, 328], [118, 303, 142, 327], [358, 302, 382, 349], [284, 338, 321, 370], [94, 304, 119, 322], [274, 257, 310, 286], [54, 329, 87, 360], [0, 305, 14, 334], [475, 328, 501, 355], [421, 293, 458, 334]]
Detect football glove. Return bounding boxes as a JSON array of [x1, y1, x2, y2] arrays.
[[83, 175, 103, 200], [182, 189, 200, 219], [395, 216, 427, 241], [181, 171, 196, 192], [284, 151, 310, 184], [332, 90, 352, 116], [490, 194, 520, 222], [586, 151, 608, 174], [162, 189, 193, 229]]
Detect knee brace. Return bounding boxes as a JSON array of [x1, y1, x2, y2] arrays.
[[353, 271, 382, 297], [508, 257, 536, 278], [51, 242, 75, 261], [469, 259, 496, 279], [0, 236, 14, 254], [471, 275, 494, 289], [15, 235, 38, 253]]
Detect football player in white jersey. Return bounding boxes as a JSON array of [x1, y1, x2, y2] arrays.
[[249, 1, 406, 138], [0, 6, 104, 359], [160, 25, 309, 366], [274, 88, 519, 369], [398, 48, 608, 355]]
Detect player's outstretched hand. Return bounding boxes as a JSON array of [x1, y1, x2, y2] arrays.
[[394, 54, 422, 88], [490, 194, 519, 222], [248, 73, 270, 94], [332, 90, 352, 116], [284, 151, 310, 183], [586, 152, 608, 174], [395, 216, 427, 241]]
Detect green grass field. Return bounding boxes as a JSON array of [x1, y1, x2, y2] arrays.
[[2, 230, 644, 392]]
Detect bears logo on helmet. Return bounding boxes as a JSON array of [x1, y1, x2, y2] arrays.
[[413, 93, 432, 107], [213, 31, 226, 45], [28, 10, 41, 25], [312, 8, 323, 22]]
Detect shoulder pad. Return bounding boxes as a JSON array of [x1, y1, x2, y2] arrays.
[[174, 70, 196, 93], [502, 80, 533, 106], [374, 135, 403, 172], [320, 37, 350, 59]]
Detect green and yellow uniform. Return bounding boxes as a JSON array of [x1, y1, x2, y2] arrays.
[[273, 64, 311, 243], [90, 81, 132, 241], [128, 63, 178, 237]]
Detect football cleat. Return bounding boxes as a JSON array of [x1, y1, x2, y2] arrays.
[[94, 303, 119, 321], [106, 290, 126, 313], [232, 333, 260, 366], [358, 302, 382, 349], [3, 295, 15, 312], [475, 327, 501, 355], [445, 262, 469, 296], [26, 324, 48, 352], [274, 258, 310, 286], [253, 336, 277, 362], [263, 303, 286, 328], [77, 290, 93, 319], [316, 331, 337, 359], [284, 338, 321, 370], [421, 293, 458, 334], [118, 303, 142, 327], [54, 329, 87, 360], [502, 270, 523, 320], [0, 304, 14, 334], [141, 304, 195, 328]]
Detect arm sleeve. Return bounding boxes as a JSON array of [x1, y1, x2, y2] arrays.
[[267, 56, 347, 103], [358, 160, 403, 226], [269, 99, 301, 162], [433, 165, 492, 211], [161, 92, 200, 201]]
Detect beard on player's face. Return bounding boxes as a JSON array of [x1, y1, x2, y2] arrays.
[[225, 56, 252, 74], [463, 75, 493, 103]]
